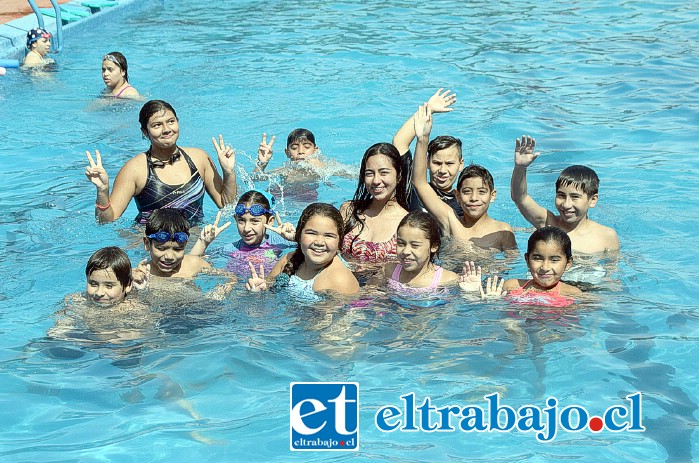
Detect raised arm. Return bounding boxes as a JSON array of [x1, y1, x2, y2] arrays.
[[203, 135, 238, 208], [392, 88, 457, 155], [412, 104, 455, 228], [85, 150, 138, 224], [253, 133, 275, 174], [510, 135, 548, 228]]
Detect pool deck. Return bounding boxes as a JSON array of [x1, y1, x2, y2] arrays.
[[0, 0, 153, 60]]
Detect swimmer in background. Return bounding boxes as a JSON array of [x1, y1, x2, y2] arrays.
[[48, 246, 153, 343], [101, 52, 140, 99], [190, 190, 294, 277], [510, 135, 619, 254], [384, 210, 486, 297], [22, 28, 55, 68], [85, 100, 237, 224], [412, 104, 517, 252], [393, 88, 462, 215], [246, 203, 359, 300], [472, 226, 582, 307]]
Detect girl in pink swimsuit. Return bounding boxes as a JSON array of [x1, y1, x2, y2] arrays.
[[475, 226, 582, 307], [102, 52, 140, 99], [384, 211, 459, 297], [340, 143, 409, 263]]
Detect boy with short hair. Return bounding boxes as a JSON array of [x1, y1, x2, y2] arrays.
[[143, 208, 211, 278], [254, 128, 323, 173], [510, 135, 619, 254], [413, 104, 517, 251], [393, 88, 462, 215]]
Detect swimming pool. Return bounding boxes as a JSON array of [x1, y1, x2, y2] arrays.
[[0, 0, 698, 461]]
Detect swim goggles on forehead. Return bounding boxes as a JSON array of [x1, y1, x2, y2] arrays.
[[103, 54, 121, 66], [234, 203, 273, 217], [147, 231, 189, 243]]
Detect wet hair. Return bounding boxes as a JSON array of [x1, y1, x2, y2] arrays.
[[104, 51, 129, 82], [236, 190, 273, 218], [286, 128, 316, 147], [139, 100, 177, 133], [457, 163, 494, 191], [427, 135, 462, 160], [526, 226, 572, 261], [344, 143, 408, 252], [85, 246, 133, 289], [556, 165, 599, 197], [283, 203, 344, 276], [145, 208, 190, 237], [397, 211, 441, 262]]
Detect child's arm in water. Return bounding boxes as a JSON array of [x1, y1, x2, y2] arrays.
[[253, 133, 275, 174], [393, 88, 457, 155], [189, 211, 232, 257], [313, 256, 360, 296], [510, 135, 551, 228]]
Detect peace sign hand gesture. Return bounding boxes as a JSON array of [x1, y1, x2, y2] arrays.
[[212, 134, 236, 174], [257, 132, 275, 167], [458, 261, 482, 292], [199, 210, 232, 245], [245, 262, 268, 292], [264, 211, 296, 241], [85, 150, 109, 191], [514, 135, 540, 168]]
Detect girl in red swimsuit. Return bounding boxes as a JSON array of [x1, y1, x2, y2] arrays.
[[340, 143, 409, 263], [476, 226, 582, 307]]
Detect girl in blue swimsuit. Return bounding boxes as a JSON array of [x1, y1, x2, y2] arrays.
[[246, 203, 359, 301]]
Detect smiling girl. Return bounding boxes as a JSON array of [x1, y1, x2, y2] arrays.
[[477, 226, 582, 307], [340, 143, 409, 263], [246, 203, 359, 299]]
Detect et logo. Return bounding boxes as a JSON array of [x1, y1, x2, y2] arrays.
[[290, 382, 359, 451]]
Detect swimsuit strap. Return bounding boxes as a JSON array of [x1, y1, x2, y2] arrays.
[[428, 266, 444, 289], [391, 264, 403, 281], [114, 84, 133, 97]]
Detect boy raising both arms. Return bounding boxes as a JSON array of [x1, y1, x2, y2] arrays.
[[393, 88, 462, 215], [413, 104, 517, 251], [510, 135, 619, 254]]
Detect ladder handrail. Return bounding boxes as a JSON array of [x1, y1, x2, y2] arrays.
[[25, 0, 63, 52]]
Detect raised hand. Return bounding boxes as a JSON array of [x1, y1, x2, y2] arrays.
[[514, 135, 540, 167], [480, 274, 505, 300], [85, 150, 109, 191], [264, 211, 296, 241], [245, 262, 268, 292], [132, 259, 151, 290], [257, 132, 275, 167], [427, 88, 457, 114], [212, 134, 236, 173], [200, 210, 232, 245], [458, 261, 482, 292], [413, 103, 433, 139]]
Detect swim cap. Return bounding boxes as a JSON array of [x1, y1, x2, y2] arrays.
[[26, 28, 52, 49]]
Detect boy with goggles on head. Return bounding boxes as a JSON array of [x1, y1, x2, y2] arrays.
[[143, 208, 212, 278], [190, 190, 295, 277]]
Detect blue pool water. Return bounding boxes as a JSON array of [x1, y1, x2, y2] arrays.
[[1, 0, 698, 461]]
